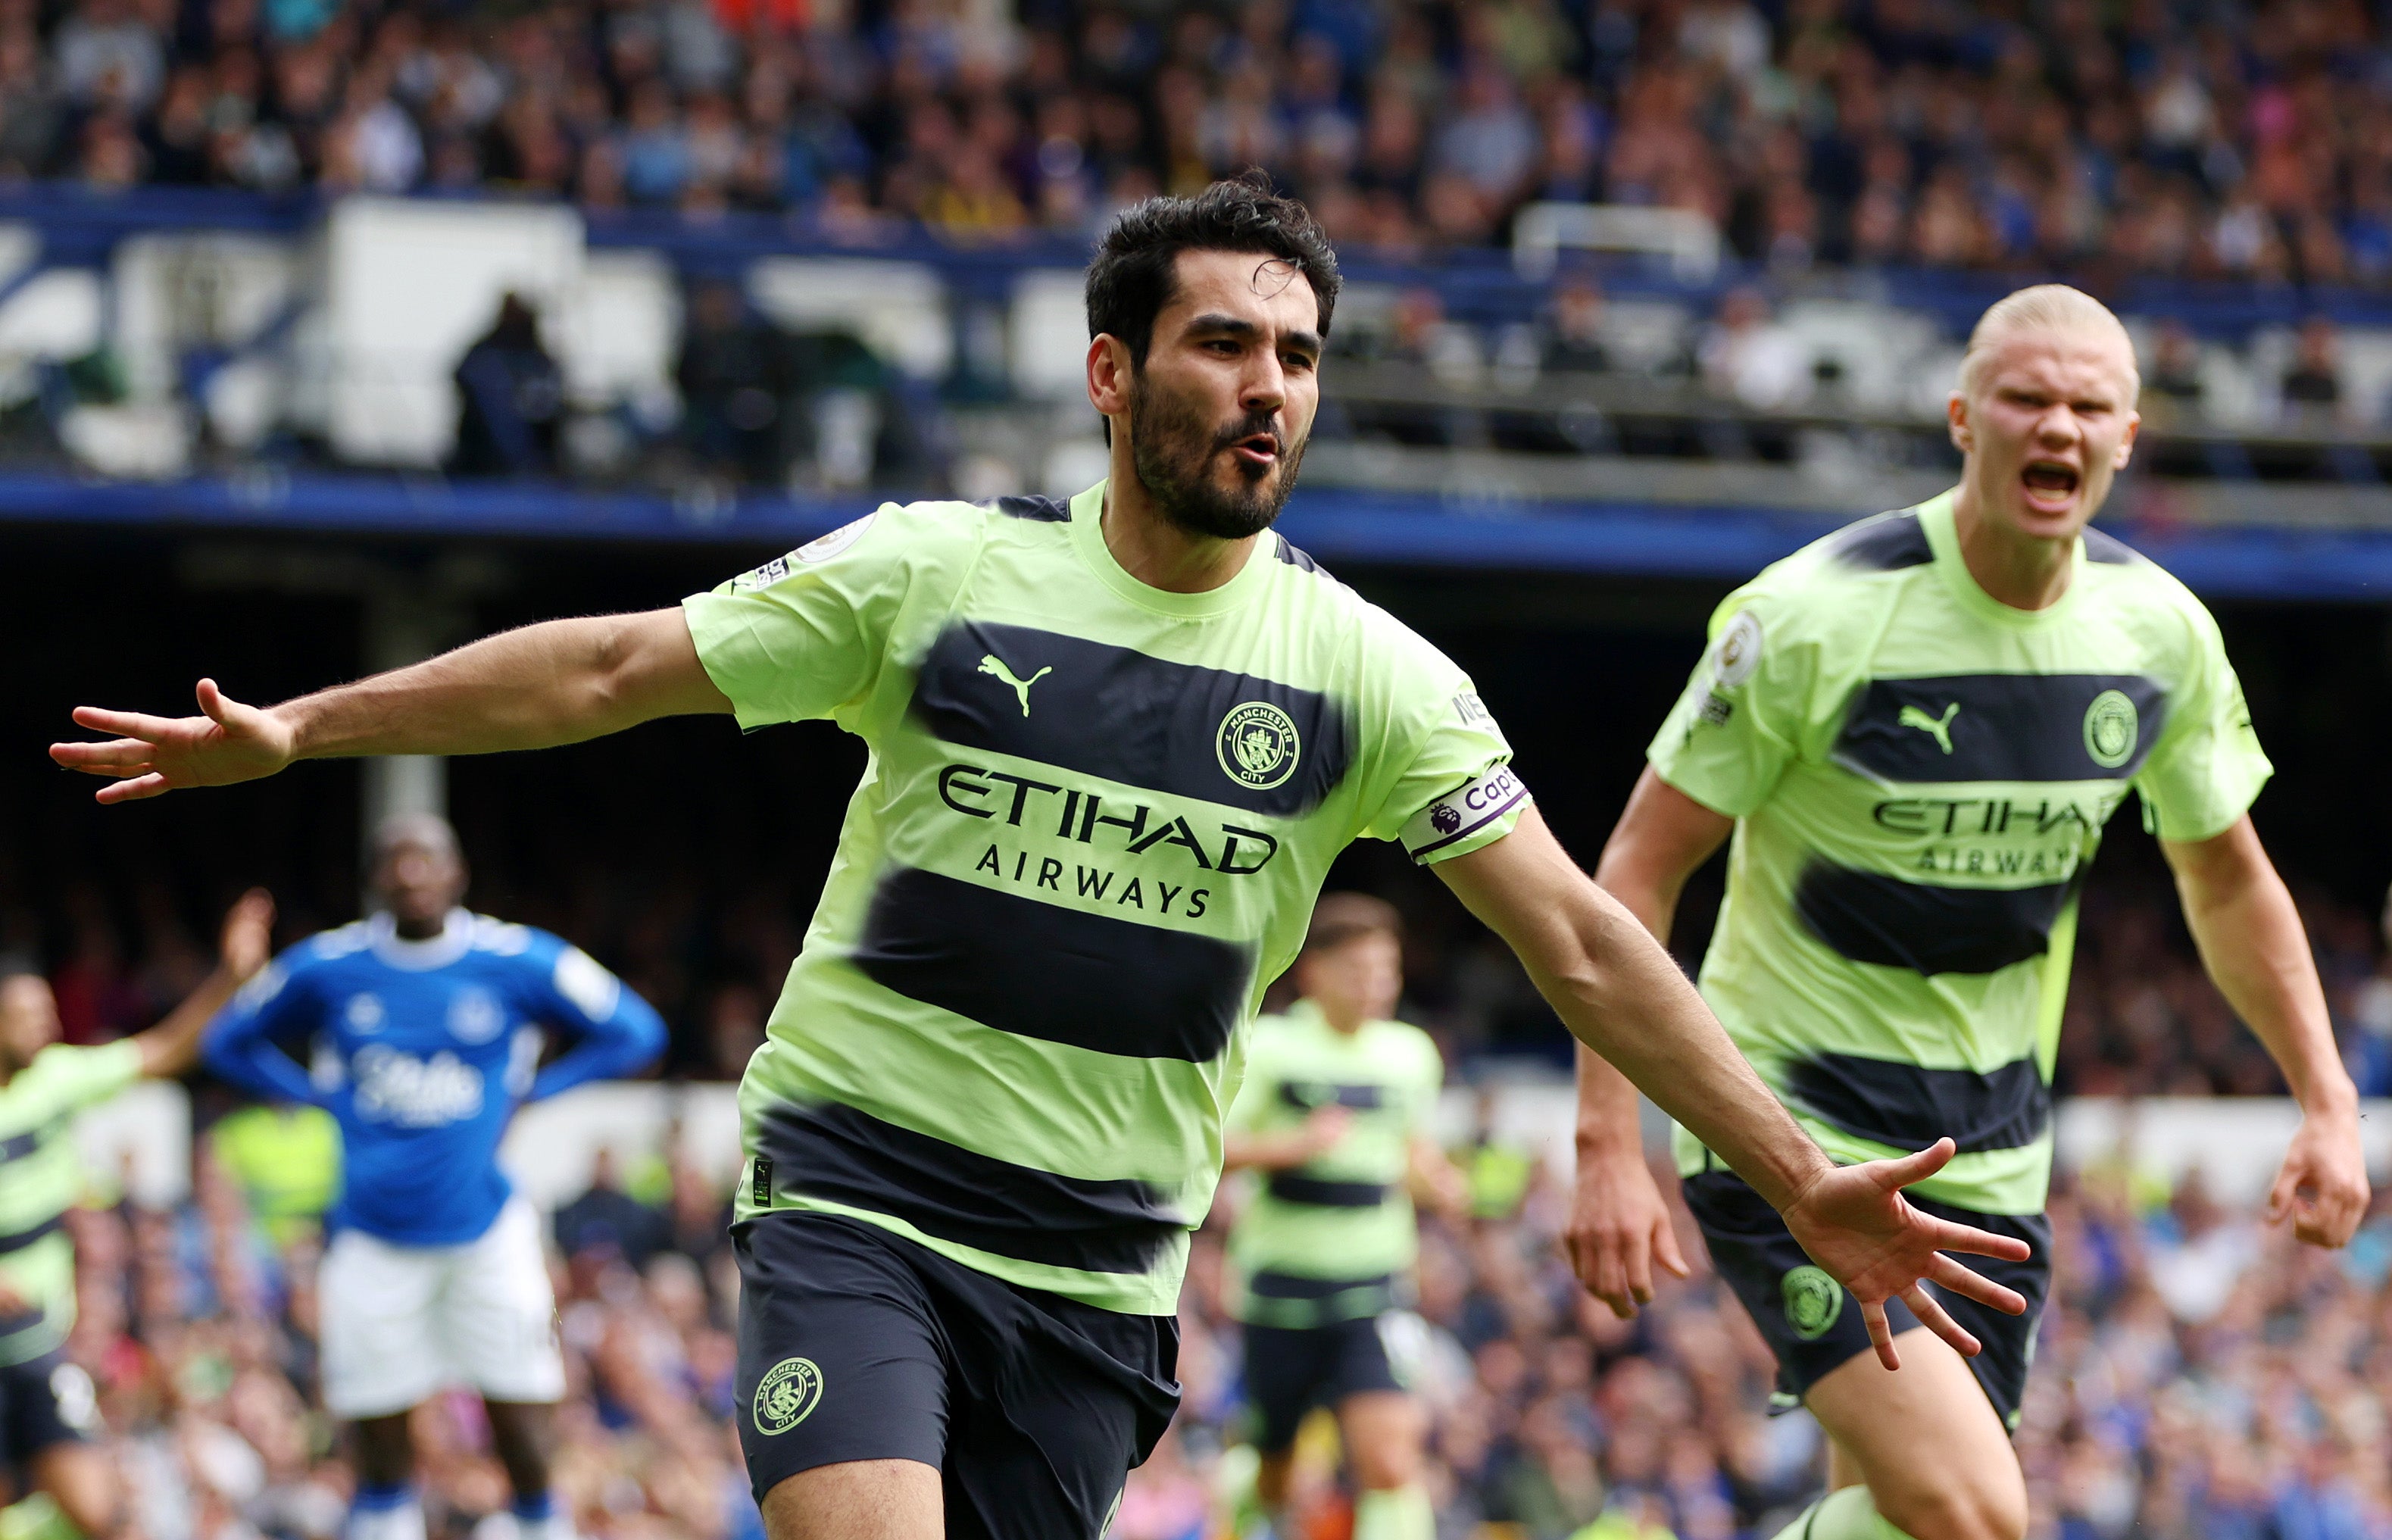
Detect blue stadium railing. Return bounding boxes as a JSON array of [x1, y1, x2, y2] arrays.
[[8, 465, 2392, 602]]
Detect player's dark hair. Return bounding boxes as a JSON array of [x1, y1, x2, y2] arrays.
[[1302, 892, 1404, 958], [1085, 172, 1341, 367]]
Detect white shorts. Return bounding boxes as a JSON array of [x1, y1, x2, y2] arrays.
[[318, 1195, 567, 1419]]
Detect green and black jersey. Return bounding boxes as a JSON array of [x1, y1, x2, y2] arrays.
[[685, 483, 1525, 1314], [1223, 1001, 1443, 1328], [1653, 491, 2269, 1215], [0, 1040, 141, 1363]]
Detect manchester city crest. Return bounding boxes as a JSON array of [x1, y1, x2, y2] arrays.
[[1217, 701, 1301, 791], [2082, 689, 2139, 770], [753, 1356, 825, 1435], [1781, 1265, 1844, 1341]]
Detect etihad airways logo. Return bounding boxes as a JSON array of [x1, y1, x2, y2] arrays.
[[938, 762, 1282, 874]]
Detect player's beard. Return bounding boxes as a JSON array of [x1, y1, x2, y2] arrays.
[[1127, 369, 1307, 541]]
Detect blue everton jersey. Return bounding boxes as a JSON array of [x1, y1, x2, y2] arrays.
[[204, 909, 666, 1246]]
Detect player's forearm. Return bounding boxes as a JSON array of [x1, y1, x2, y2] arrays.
[[1530, 894, 1829, 1212], [136, 967, 245, 1078], [1574, 1045, 1647, 1163], [280, 612, 717, 761], [1220, 1132, 1317, 1171], [2177, 857, 2355, 1116]]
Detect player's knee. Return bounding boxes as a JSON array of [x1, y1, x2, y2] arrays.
[[1341, 1403, 1425, 1490], [1876, 1470, 2027, 1540]]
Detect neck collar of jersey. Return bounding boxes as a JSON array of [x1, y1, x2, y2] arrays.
[[368, 907, 473, 970], [1921, 489, 2086, 629], [1067, 481, 1276, 619]]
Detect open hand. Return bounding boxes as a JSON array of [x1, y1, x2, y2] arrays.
[[2267, 1107, 2369, 1248], [1780, 1139, 2032, 1371], [1566, 1145, 1691, 1319], [217, 889, 278, 982], [51, 679, 295, 804]]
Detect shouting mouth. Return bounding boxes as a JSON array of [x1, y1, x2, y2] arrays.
[[2020, 460, 2081, 514], [1226, 433, 1281, 473]]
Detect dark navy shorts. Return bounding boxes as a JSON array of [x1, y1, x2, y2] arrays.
[[1681, 1168, 2051, 1429], [1241, 1311, 1405, 1454], [732, 1210, 1180, 1540], [0, 1350, 96, 1467]]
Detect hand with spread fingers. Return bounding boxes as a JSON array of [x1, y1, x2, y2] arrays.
[[51, 679, 297, 804], [1779, 1138, 2033, 1371]]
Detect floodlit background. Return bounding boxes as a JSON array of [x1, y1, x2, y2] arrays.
[[6, 0, 2392, 1537]]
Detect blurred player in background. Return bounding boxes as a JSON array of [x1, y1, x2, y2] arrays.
[[57, 180, 2031, 1540], [0, 888, 273, 1540], [1222, 893, 1466, 1540], [1568, 284, 2369, 1540], [203, 815, 665, 1540]]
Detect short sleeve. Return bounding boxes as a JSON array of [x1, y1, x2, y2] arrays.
[[682, 503, 950, 731], [9, 1042, 142, 1127], [1646, 589, 1811, 818], [2134, 606, 2273, 842], [1366, 682, 1529, 866]]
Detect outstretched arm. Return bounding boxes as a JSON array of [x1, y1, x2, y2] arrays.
[[135, 889, 276, 1079], [2163, 814, 2368, 1246], [1569, 767, 1731, 1317], [52, 609, 731, 804], [1436, 806, 2031, 1369]]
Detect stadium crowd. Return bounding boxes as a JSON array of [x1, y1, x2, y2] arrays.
[[33, 1060, 2392, 1540], [2, 0, 2390, 286]]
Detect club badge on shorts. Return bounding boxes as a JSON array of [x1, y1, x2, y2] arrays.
[[1781, 1265, 1844, 1341], [754, 1356, 825, 1435]]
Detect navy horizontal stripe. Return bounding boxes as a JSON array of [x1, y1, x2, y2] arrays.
[[1276, 1082, 1387, 1112], [1247, 1269, 1397, 1301], [1785, 1051, 2050, 1155], [1834, 673, 2167, 784], [1266, 1174, 1389, 1207], [756, 1103, 1183, 1276], [854, 866, 1253, 1062], [909, 620, 1354, 818], [0, 1124, 53, 1164], [1826, 512, 1932, 571], [1795, 861, 2078, 975], [0, 1215, 62, 1255]]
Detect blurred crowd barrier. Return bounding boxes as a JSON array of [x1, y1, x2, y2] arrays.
[[79, 1077, 2392, 1223], [1, 188, 2390, 515]]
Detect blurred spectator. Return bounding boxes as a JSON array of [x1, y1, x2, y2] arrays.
[[676, 281, 792, 487], [1697, 287, 1810, 411], [448, 292, 563, 479], [1542, 279, 1612, 376], [554, 1147, 670, 1271], [2145, 320, 2207, 428], [2282, 316, 2346, 425]]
